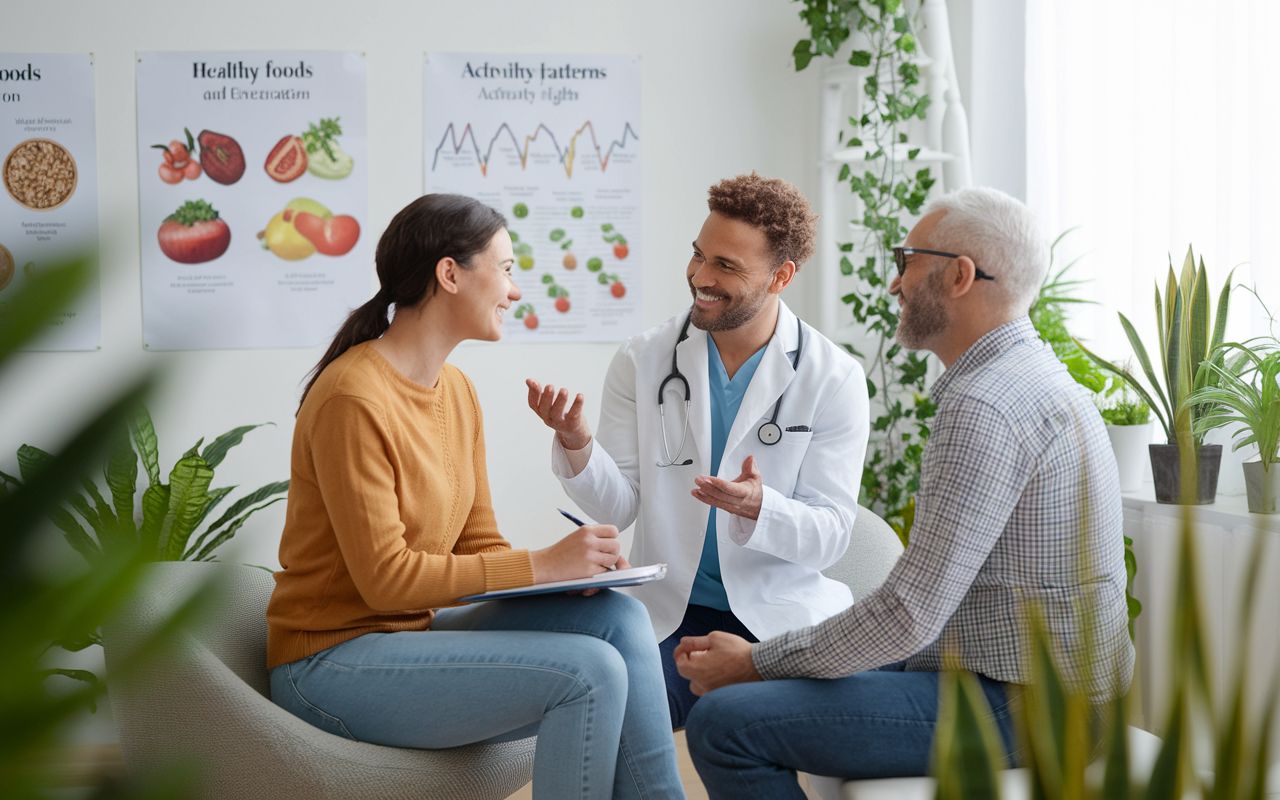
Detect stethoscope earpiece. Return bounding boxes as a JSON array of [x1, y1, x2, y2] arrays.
[[657, 312, 805, 466]]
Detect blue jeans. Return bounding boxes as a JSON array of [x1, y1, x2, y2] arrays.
[[684, 664, 1017, 799], [658, 605, 758, 730], [270, 590, 685, 800]]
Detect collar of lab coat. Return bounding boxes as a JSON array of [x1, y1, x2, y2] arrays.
[[676, 300, 801, 476]]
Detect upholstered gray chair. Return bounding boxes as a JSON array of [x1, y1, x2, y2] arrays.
[[104, 562, 535, 800], [822, 504, 905, 602]]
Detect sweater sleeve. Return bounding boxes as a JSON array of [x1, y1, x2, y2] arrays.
[[452, 380, 535, 588], [310, 394, 530, 612]]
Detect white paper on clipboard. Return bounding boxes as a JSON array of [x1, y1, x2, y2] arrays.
[[459, 564, 666, 603]]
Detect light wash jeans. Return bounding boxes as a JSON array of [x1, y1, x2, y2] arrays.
[[270, 590, 686, 800], [684, 663, 1016, 800]]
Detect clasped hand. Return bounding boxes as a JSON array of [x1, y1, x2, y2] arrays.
[[673, 631, 762, 695]]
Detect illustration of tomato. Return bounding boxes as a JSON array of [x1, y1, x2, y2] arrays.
[[158, 199, 230, 264], [294, 211, 360, 256], [613, 243, 629, 260], [599, 272, 625, 298], [543, 273, 569, 312], [602, 223, 629, 260], [153, 130, 202, 183], [514, 302, 539, 329], [265, 135, 308, 183]]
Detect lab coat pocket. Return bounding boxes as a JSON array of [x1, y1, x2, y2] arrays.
[[751, 429, 814, 499]]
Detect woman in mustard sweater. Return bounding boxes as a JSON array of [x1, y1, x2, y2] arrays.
[[266, 194, 685, 800]]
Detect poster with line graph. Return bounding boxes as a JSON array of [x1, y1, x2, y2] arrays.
[[424, 53, 641, 343]]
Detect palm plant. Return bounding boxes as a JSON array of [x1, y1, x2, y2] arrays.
[[1186, 339, 1280, 473], [1077, 246, 1235, 447]]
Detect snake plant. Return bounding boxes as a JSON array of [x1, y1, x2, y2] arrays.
[[1076, 246, 1235, 447]]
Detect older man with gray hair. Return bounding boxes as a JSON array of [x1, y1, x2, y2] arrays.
[[674, 187, 1134, 798]]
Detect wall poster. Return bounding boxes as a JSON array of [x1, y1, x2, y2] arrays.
[[424, 53, 641, 343], [136, 51, 367, 350], [0, 53, 100, 350]]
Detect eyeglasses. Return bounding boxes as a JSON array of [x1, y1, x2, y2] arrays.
[[892, 246, 996, 281]]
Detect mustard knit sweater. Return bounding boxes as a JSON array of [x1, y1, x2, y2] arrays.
[[266, 343, 535, 669]]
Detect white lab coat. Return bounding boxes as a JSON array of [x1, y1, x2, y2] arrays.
[[552, 301, 870, 640]]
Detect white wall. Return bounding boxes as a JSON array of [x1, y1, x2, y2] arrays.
[[0, 0, 824, 569]]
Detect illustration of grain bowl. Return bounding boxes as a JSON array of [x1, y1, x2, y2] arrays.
[[0, 243, 14, 292], [4, 139, 78, 211]]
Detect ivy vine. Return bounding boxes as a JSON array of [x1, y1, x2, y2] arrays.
[[793, 0, 935, 543]]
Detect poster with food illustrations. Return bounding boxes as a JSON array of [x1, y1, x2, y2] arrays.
[[424, 54, 641, 343], [136, 51, 367, 350], [0, 53, 100, 350]]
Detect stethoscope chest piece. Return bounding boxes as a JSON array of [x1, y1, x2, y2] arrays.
[[757, 421, 782, 445]]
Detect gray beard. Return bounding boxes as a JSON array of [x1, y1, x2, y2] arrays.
[[894, 271, 949, 349]]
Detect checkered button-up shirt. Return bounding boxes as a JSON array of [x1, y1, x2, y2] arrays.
[[752, 317, 1135, 702]]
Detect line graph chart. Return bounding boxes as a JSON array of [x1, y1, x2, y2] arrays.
[[432, 121, 639, 177]]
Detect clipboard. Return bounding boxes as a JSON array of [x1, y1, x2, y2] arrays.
[[459, 564, 667, 603]]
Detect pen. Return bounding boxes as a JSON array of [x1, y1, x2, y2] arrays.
[[559, 508, 587, 527], [558, 509, 617, 570]]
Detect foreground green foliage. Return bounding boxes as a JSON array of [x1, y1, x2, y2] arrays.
[[792, 0, 934, 544], [0, 259, 211, 799], [931, 507, 1277, 799]]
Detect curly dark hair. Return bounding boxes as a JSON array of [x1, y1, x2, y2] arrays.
[[707, 172, 819, 268]]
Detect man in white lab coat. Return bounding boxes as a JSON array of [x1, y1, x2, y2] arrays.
[[527, 173, 870, 728]]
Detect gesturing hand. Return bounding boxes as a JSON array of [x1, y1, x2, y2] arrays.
[[529, 524, 630, 585], [526, 379, 593, 452], [673, 631, 762, 695], [692, 455, 764, 521]]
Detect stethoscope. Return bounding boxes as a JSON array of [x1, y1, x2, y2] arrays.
[[657, 311, 805, 468]]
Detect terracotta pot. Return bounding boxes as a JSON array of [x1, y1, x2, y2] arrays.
[[1243, 461, 1280, 514], [1106, 423, 1151, 493], [1148, 444, 1222, 504]]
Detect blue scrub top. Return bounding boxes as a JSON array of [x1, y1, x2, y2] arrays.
[[688, 334, 768, 611]]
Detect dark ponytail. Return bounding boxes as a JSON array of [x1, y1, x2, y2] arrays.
[[299, 194, 507, 411]]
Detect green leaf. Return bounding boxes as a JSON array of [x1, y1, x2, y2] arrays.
[[848, 50, 873, 67], [193, 497, 286, 561], [0, 257, 92, 365], [908, 148, 920, 160], [105, 433, 138, 541], [139, 483, 170, 557], [931, 669, 1006, 800], [130, 408, 162, 487], [793, 40, 814, 71], [201, 423, 271, 469], [194, 485, 235, 530], [159, 455, 215, 561]]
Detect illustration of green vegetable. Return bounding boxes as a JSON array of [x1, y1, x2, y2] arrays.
[[571, 206, 584, 218], [302, 117, 353, 180], [587, 257, 603, 272], [512, 203, 529, 218]]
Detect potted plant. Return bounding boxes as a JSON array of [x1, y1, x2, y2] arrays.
[[1185, 335, 1280, 514], [1078, 246, 1234, 504], [1098, 388, 1151, 493]]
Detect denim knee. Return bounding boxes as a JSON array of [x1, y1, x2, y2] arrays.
[[556, 634, 630, 708], [684, 686, 743, 762]]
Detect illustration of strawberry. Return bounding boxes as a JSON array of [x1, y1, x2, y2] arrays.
[[514, 302, 539, 329], [598, 272, 626, 298], [542, 274, 570, 313]]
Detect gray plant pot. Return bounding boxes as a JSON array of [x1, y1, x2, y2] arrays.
[[1243, 461, 1280, 514], [1149, 444, 1222, 505]]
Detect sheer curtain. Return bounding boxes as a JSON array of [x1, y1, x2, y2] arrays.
[[1025, 0, 1280, 482]]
